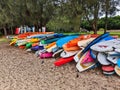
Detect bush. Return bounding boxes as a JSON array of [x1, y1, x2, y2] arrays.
[[81, 16, 120, 30]]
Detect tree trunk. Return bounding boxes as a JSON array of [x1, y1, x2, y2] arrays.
[[10, 26, 14, 35], [92, 19, 97, 34], [3, 27, 7, 36], [93, 17, 98, 34], [92, 3, 99, 34], [35, 23, 39, 32], [104, 11, 108, 33], [40, 4, 43, 32], [104, 0, 109, 33]]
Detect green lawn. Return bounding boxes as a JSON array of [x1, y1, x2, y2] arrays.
[[0, 37, 8, 43], [65, 30, 120, 37], [90, 30, 120, 37]]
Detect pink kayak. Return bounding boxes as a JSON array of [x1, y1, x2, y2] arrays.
[[40, 52, 53, 59], [81, 50, 94, 64]]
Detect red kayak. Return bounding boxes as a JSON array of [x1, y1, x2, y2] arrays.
[[54, 56, 74, 66], [102, 65, 114, 72]]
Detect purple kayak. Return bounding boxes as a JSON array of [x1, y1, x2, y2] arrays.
[[40, 52, 53, 59], [31, 46, 44, 51]]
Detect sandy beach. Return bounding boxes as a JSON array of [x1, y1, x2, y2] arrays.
[[0, 42, 120, 90]]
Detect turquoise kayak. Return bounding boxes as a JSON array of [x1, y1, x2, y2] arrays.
[[41, 38, 60, 44]]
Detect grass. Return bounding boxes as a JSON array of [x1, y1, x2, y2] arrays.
[[0, 37, 9, 43], [91, 30, 120, 37], [65, 30, 120, 37]]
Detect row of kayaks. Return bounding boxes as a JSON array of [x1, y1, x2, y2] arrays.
[[9, 32, 120, 76]]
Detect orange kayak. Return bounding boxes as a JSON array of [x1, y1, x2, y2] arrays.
[[64, 34, 99, 48], [63, 45, 81, 51], [18, 45, 25, 49], [45, 42, 56, 49], [16, 32, 54, 39], [90, 34, 99, 38], [63, 35, 91, 48], [32, 43, 39, 47]]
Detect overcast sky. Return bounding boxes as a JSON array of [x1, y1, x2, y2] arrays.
[[116, 6, 120, 16], [116, 11, 120, 16]]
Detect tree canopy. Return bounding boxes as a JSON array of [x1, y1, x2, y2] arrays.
[[0, 0, 119, 35]]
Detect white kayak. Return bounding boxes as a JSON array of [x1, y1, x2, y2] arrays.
[[60, 50, 79, 58], [46, 45, 57, 52], [97, 52, 111, 65], [91, 39, 120, 52], [73, 48, 84, 62], [115, 65, 120, 76], [78, 38, 95, 47], [76, 51, 96, 72], [52, 49, 63, 58]]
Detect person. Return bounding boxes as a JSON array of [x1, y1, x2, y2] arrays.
[[42, 27, 46, 32], [26, 26, 31, 32], [23, 25, 27, 33], [31, 25, 35, 32], [15, 27, 20, 34], [20, 26, 24, 34]]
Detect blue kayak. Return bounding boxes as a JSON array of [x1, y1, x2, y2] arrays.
[[82, 32, 110, 54], [56, 35, 79, 48], [27, 34, 55, 39], [40, 33, 67, 40]]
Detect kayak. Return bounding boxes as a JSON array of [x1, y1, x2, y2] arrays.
[[60, 50, 79, 58], [46, 45, 57, 52], [41, 33, 66, 40], [82, 32, 110, 54], [73, 48, 84, 62], [56, 35, 79, 48], [90, 37, 115, 52], [76, 50, 96, 72], [97, 52, 111, 65], [45, 42, 56, 49], [26, 42, 33, 49], [41, 38, 60, 44], [63, 34, 91, 48], [63, 45, 81, 51], [54, 56, 74, 66], [102, 65, 114, 72], [32, 42, 39, 47], [31, 46, 44, 51], [77, 38, 95, 47], [29, 38, 40, 43], [40, 52, 53, 59], [18, 45, 25, 49], [115, 65, 120, 76], [52, 49, 63, 58]]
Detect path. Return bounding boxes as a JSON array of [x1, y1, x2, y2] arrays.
[[0, 42, 120, 90]]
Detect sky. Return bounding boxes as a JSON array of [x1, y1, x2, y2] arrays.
[[116, 6, 120, 16], [116, 11, 120, 16]]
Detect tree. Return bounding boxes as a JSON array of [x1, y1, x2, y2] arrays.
[[101, 0, 120, 33], [81, 0, 102, 34], [0, 0, 57, 34], [47, 0, 84, 32]]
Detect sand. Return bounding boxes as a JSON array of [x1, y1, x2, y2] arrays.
[[0, 42, 120, 90]]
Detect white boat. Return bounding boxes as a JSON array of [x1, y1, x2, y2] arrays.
[[60, 50, 79, 58], [76, 51, 96, 72]]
